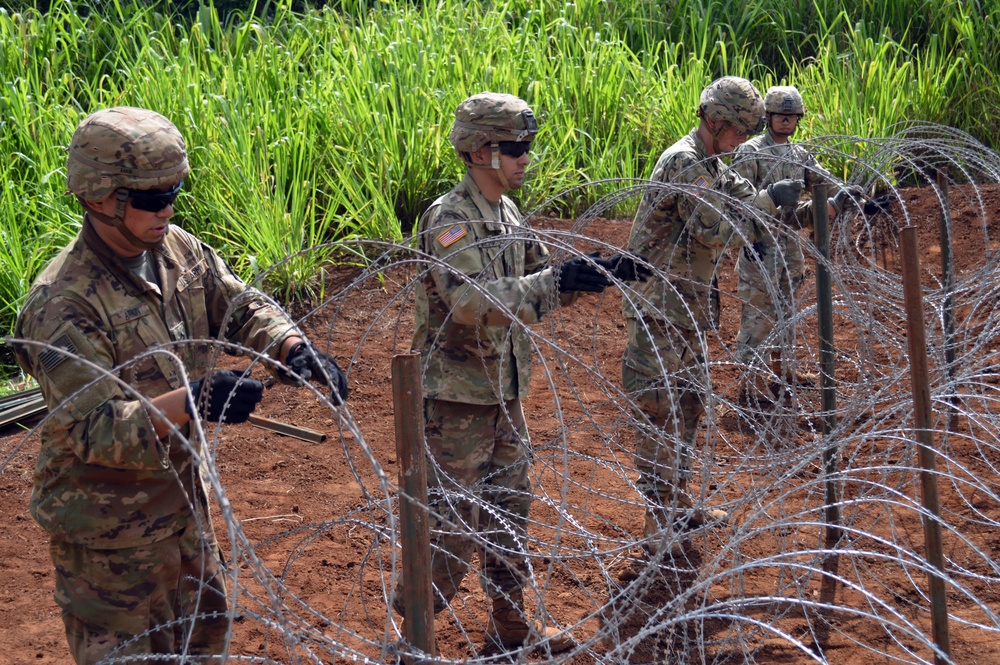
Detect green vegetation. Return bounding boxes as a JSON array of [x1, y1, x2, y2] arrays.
[[2, 0, 998, 376]]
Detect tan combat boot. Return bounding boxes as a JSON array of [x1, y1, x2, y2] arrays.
[[672, 480, 729, 531], [617, 508, 686, 582], [737, 370, 775, 407], [642, 509, 687, 557], [488, 592, 575, 653], [771, 351, 817, 387]]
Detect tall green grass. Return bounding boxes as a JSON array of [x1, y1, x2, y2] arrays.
[[1, 0, 998, 376]]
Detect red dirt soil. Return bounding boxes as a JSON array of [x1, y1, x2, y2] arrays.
[[3, 184, 1000, 664]]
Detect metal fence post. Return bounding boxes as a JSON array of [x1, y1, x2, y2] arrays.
[[900, 226, 952, 665]]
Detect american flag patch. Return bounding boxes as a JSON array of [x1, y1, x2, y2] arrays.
[[693, 175, 711, 189], [436, 224, 467, 248], [39, 334, 77, 372]]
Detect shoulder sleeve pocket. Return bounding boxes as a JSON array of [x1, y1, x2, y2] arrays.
[[42, 322, 117, 420]]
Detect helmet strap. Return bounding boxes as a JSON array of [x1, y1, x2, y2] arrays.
[[465, 145, 512, 190], [490, 144, 512, 190], [766, 113, 796, 141], [79, 190, 162, 251], [706, 119, 726, 155]]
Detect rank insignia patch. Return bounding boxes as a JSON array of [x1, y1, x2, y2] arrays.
[[437, 224, 468, 248]]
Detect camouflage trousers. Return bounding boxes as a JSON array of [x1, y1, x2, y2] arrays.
[[394, 397, 532, 615], [735, 254, 805, 367], [52, 524, 229, 664], [622, 317, 707, 503]]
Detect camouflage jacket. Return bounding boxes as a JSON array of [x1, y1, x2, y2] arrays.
[[732, 132, 835, 281], [15, 218, 301, 548], [411, 172, 565, 405], [624, 129, 813, 330]]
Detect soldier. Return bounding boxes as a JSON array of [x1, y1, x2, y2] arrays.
[[397, 92, 640, 653], [13, 107, 348, 664], [731, 85, 861, 403], [622, 76, 819, 556]]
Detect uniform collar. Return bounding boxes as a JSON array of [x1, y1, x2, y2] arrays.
[[690, 128, 724, 162], [462, 171, 504, 221], [762, 132, 783, 148], [689, 128, 724, 174], [81, 215, 171, 297]]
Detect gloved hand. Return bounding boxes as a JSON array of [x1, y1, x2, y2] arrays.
[[186, 369, 265, 424], [607, 253, 654, 282], [766, 179, 804, 208], [556, 251, 613, 293], [831, 185, 866, 214], [863, 194, 893, 216], [280, 341, 349, 405], [743, 240, 769, 262]]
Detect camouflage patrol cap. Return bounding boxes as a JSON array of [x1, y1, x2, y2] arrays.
[[67, 107, 189, 201], [698, 76, 766, 135], [764, 86, 805, 115], [449, 92, 539, 154]]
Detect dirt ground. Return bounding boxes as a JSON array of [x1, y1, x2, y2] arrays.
[[2, 184, 1000, 664]]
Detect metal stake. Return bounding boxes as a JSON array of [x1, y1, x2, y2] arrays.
[[900, 226, 952, 665]]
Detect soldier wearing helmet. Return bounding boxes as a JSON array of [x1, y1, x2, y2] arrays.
[[399, 92, 643, 653], [697, 75, 767, 153], [449, 92, 540, 190], [620, 76, 818, 568], [731, 85, 861, 405], [14, 107, 348, 663]]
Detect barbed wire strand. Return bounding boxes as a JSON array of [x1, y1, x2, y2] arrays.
[[3, 125, 1000, 663]]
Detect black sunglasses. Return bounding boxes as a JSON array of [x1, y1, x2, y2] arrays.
[[498, 141, 532, 158], [129, 181, 183, 212]]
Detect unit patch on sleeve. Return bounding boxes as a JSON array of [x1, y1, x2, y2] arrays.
[[436, 224, 468, 248]]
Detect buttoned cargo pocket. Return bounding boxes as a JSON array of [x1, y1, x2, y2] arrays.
[[110, 304, 183, 390]]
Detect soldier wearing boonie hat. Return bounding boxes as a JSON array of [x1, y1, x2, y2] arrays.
[[14, 106, 348, 663]]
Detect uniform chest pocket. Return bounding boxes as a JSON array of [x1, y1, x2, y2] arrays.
[[175, 260, 210, 340], [480, 223, 524, 278], [109, 304, 181, 388]]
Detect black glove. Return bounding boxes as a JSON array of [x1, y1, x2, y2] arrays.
[[766, 179, 804, 208], [607, 253, 654, 282], [186, 369, 265, 424], [831, 185, 866, 214], [281, 341, 349, 405], [863, 194, 893, 216], [556, 251, 614, 294], [743, 240, 769, 262]]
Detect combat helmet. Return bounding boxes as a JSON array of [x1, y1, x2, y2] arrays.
[[450, 92, 537, 156], [67, 106, 189, 202], [764, 86, 805, 115], [697, 76, 765, 136]]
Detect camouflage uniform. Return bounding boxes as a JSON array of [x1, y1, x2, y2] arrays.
[[732, 129, 833, 365], [622, 77, 817, 512], [401, 170, 566, 610], [395, 94, 612, 653], [622, 127, 778, 503], [14, 108, 302, 663]]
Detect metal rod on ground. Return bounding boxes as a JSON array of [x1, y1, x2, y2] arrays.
[[813, 184, 842, 633], [247, 415, 326, 443], [936, 168, 958, 427], [900, 226, 952, 665], [391, 353, 436, 662]]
